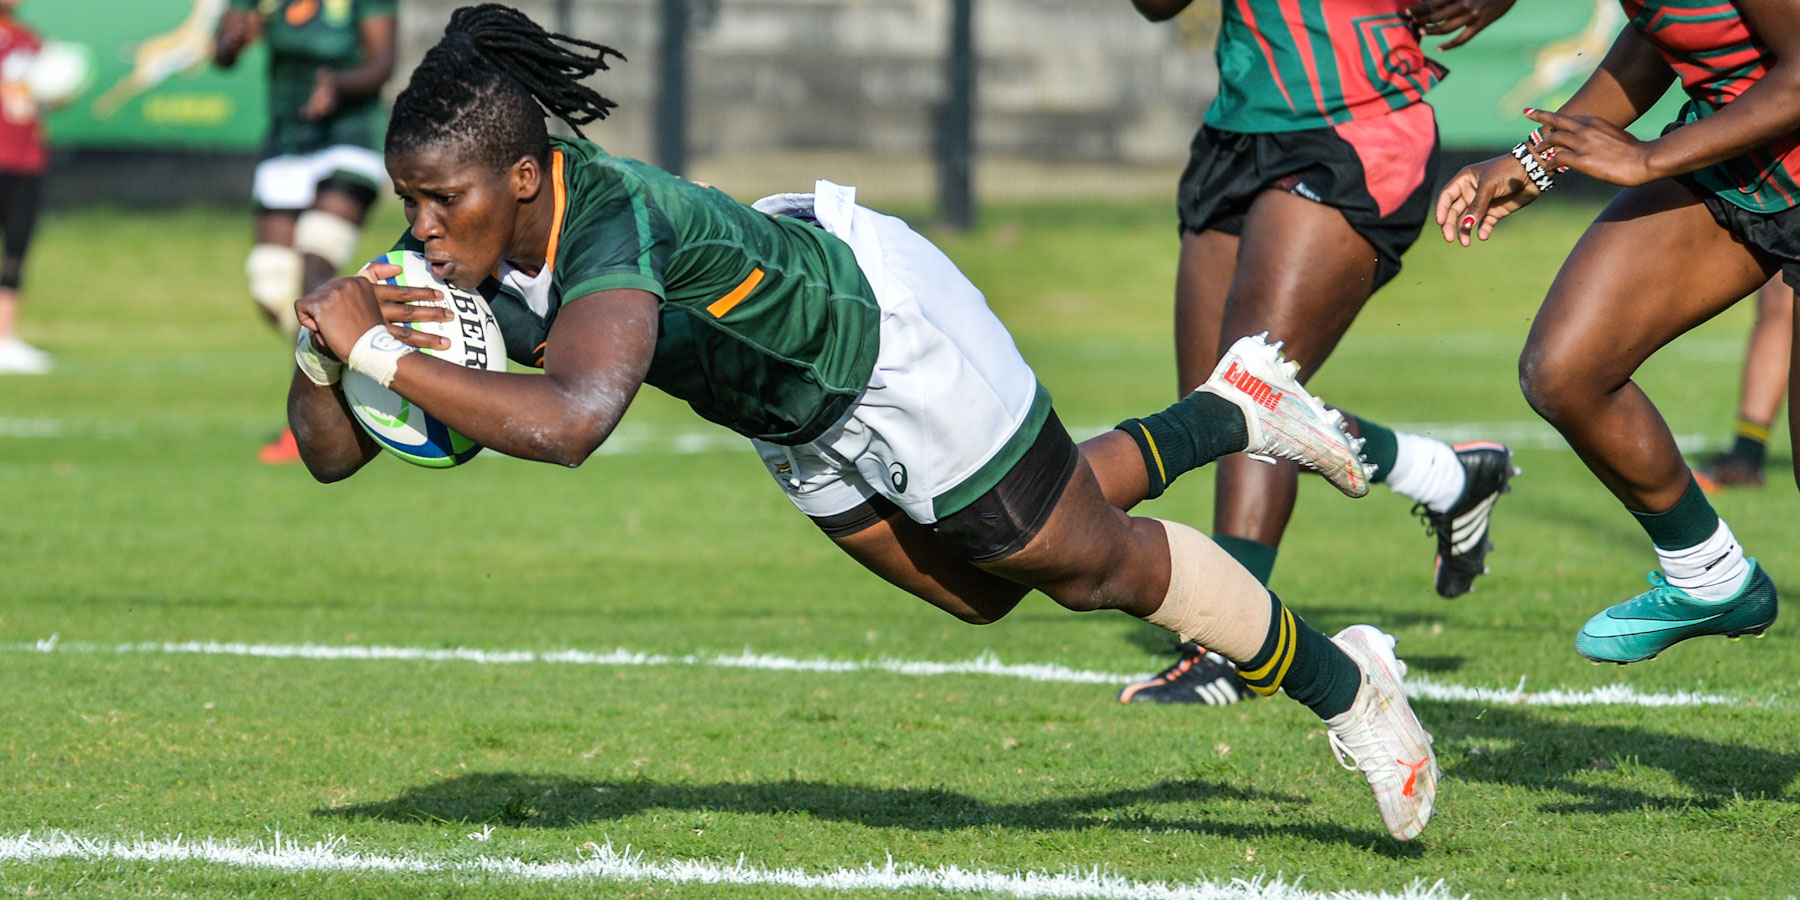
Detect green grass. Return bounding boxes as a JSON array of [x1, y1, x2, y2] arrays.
[[2, 197, 1798, 899]]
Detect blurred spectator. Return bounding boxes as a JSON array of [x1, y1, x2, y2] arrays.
[[0, 0, 53, 375]]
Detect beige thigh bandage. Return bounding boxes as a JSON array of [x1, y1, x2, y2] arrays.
[[293, 209, 362, 269], [1142, 518, 1274, 662], [246, 243, 303, 338]]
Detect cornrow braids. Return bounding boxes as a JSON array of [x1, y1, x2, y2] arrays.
[[387, 4, 625, 171]]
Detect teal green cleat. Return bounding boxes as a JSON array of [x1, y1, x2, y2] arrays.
[[1576, 562, 1778, 664]]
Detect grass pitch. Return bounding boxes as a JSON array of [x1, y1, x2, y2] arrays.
[[1, 195, 1798, 899]]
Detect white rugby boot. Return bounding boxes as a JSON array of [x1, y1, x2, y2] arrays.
[[1196, 332, 1368, 497], [1325, 624, 1438, 841], [0, 336, 51, 374]]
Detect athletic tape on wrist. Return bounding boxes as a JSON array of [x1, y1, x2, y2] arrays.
[[294, 329, 345, 386], [1510, 141, 1555, 192], [347, 324, 414, 389]]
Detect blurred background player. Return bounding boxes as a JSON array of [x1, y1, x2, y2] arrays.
[[1116, 0, 1519, 704], [0, 0, 52, 374], [214, 0, 395, 463], [1435, 0, 1796, 665], [1692, 275, 1792, 492]]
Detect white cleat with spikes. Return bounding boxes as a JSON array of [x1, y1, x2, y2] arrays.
[[1197, 332, 1370, 498]]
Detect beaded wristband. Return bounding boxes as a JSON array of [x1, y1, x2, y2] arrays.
[[1510, 141, 1555, 192]]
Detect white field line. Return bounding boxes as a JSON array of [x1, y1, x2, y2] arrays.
[[12, 637, 1747, 708], [0, 831, 1466, 900]]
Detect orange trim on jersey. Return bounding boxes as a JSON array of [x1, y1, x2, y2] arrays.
[[545, 150, 567, 275], [707, 267, 764, 318]]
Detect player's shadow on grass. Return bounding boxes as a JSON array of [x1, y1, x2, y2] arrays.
[[1426, 702, 1800, 813], [318, 773, 1420, 855]]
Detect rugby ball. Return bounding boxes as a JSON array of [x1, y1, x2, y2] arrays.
[[342, 250, 507, 468], [24, 41, 93, 109]]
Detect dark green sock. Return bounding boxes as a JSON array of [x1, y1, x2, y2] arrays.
[[1235, 593, 1361, 720], [1357, 416, 1398, 485], [1729, 418, 1770, 467], [1214, 534, 1277, 586], [1116, 392, 1249, 499], [1630, 477, 1720, 551]]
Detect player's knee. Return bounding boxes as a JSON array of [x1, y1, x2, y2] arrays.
[[246, 243, 303, 338], [293, 209, 362, 270], [1039, 574, 1116, 614], [1518, 340, 1580, 425]]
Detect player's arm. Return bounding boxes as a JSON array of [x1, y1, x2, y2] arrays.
[[1130, 0, 1195, 23], [297, 276, 661, 469], [1434, 24, 1674, 244], [304, 15, 397, 120], [213, 6, 262, 69], [1535, 0, 1800, 186], [1406, 0, 1517, 52]]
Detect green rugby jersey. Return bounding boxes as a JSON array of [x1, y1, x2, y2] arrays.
[[1206, 0, 1445, 133], [231, 0, 394, 157], [397, 136, 881, 446]]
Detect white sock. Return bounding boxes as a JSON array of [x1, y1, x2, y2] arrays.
[[1658, 519, 1751, 601], [1383, 432, 1466, 513]]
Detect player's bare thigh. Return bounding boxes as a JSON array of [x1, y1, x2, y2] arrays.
[[830, 511, 1031, 625], [1213, 189, 1379, 378], [1521, 177, 1773, 508], [1523, 178, 1772, 406]]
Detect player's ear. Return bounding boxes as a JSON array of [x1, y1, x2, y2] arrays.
[[511, 156, 542, 203]]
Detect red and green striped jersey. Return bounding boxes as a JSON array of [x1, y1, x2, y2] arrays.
[[1204, 0, 1446, 133], [1624, 0, 1800, 212]]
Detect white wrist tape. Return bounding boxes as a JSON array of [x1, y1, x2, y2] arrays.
[[294, 329, 346, 386], [346, 324, 414, 389]]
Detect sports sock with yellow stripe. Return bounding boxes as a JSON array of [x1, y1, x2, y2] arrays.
[[1236, 593, 1362, 720], [1116, 392, 1249, 499], [1728, 417, 1770, 467]]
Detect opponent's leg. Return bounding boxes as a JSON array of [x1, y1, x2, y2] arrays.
[[1695, 276, 1792, 491], [1517, 178, 1780, 663]]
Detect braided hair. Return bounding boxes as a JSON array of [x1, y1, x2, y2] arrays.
[[387, 4, 625, 171]]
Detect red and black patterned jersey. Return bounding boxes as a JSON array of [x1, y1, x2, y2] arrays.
[[1204, 0, 1446, 133], [1625, 0, 1800, 212], [0, 17, 45, 176]]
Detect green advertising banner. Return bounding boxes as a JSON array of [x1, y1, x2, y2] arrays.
[[24, 0, 266, 150], [1425, 0, 1684, 147]]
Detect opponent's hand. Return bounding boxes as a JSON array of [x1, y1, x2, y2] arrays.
[[1406, 0, 1516, 50], [295, 275, 449, 361], [1527, 107, 1658, 187], [1434, 155, 1541, 246]]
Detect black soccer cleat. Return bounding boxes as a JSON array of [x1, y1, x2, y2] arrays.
[[1419, 441, 1515, 598], [1117, 642, 1255, 705]]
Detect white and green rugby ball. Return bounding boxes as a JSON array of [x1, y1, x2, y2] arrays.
[[342, 250, 506, 468]]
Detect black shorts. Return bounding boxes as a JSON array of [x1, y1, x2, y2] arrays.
[[1685, 177, 1800, 290], [810, 410, 1081, 564], [0, 171, 42, 290], [1176, 102, 1441, 291]]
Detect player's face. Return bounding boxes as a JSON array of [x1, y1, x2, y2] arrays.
[[387, 145, 519, 290]]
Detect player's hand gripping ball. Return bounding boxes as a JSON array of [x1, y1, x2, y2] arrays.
[[342, 251, 507, 467]]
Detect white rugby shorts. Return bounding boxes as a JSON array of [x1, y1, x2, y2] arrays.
[[749, 181, 1045, 526], [253, 144, 387, 211]]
